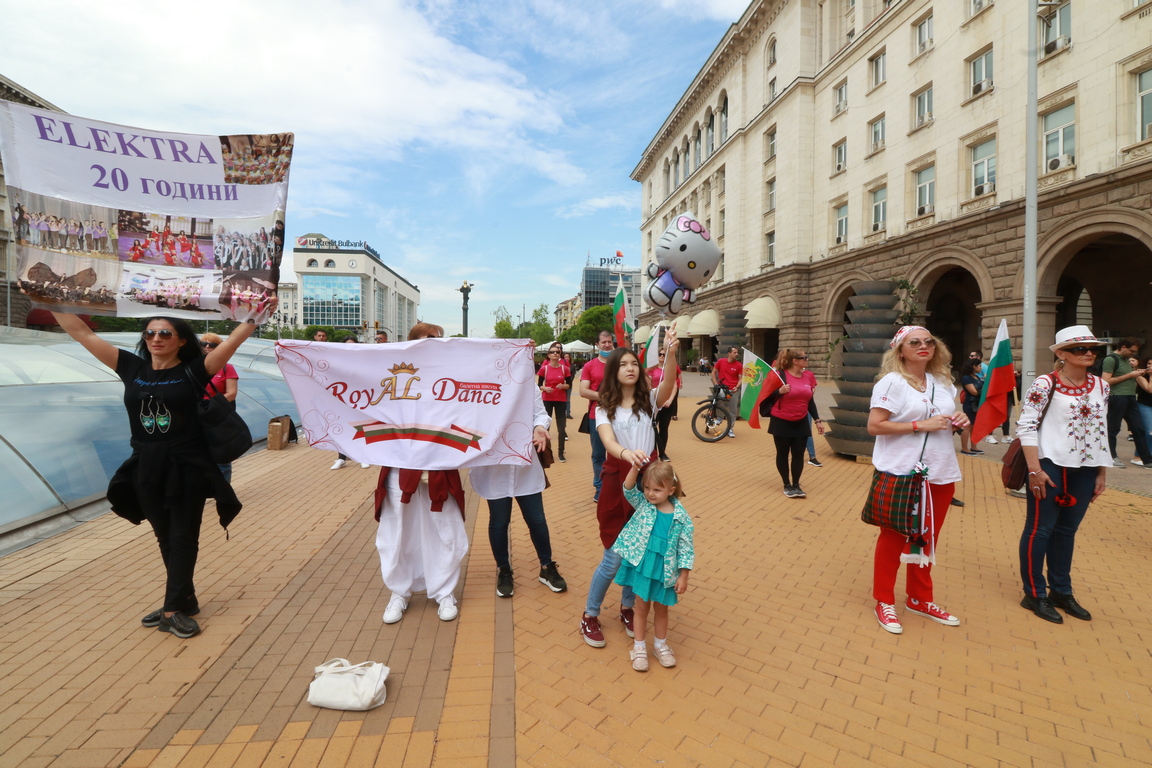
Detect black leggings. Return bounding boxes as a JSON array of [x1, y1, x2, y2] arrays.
[[774, 435, 807, 486], [654, 407, 673, 458], [543, 400, 567, 457]]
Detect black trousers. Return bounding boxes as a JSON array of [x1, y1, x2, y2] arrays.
[[774, 435, 808, 486], [138, 482, 206, 613], [544, 400, 567, 458]]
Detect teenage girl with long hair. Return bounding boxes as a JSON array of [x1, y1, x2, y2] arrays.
[[578, 330, 680, 648]]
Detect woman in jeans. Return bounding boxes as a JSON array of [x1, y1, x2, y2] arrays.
[[1017, 326, 1110, 624], [469, 388, 567, 599]]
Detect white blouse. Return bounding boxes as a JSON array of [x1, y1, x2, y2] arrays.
[[468, 388, 552, 499], [1016, 373, 1111, 468], [870, 373, 962, 484]]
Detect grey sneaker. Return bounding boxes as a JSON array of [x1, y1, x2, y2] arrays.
[[496, 568, 514, 598], [792, 485, 807, 499], [538, 562, 567, 593], [783, 485, 795, 498], [158, 612, 201, 639]]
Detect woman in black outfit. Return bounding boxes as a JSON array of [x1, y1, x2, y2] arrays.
[[52, 306, 272, 639]]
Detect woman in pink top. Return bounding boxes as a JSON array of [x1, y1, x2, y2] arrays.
[[765, 349, 824, 499], [537, 342, 571, 462]]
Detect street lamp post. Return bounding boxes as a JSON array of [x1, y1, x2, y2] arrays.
[[458, 281, 474, 337]]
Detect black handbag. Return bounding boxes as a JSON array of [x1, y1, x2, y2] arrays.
[[188, 368, 253, 464]]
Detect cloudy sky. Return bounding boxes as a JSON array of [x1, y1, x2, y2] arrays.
[[1, 0, 749, 335]]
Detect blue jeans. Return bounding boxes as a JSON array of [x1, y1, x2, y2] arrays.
[[806, 416, 816, 459], [1019, 458, 1095, 598], [1107, 394, 1151, 463], [1140, 403, 1152, 446], [486, 494, 552, 571], [589, 413, 605, 492], [584, 548, 635, 617]]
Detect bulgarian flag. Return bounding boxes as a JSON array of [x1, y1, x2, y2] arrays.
[[643, 324, 663, 369], [972, 319, 1015, 443], [739, 349, 786, 429], [612, 283, 633, 348]]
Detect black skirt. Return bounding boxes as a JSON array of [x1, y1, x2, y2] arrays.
[[768, 414, 810, 438]]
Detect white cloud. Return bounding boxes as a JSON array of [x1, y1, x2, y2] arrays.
[[0, 0, 579, 184], [655, 0, 749, 22], [555, 194, 637, 218]]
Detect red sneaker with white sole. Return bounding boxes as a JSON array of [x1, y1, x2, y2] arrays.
[[875, 602, 903, 634], [905, 599, 960, 626]]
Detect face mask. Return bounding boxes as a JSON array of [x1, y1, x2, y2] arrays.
[[600, 349, 611, 358]]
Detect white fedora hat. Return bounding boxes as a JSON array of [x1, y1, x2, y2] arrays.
[[1049, 325, 1103, 352]]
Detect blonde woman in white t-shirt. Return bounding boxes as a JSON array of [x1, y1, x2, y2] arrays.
[[867, 326, 968, 635]]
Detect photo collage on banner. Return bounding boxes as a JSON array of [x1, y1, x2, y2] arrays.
[[0, 103, 292, 322]]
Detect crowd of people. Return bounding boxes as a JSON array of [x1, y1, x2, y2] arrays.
[[221, 134, 292, 185], [12, 204, 115, 255], [124, 279, 210, 312], [213, 226, 277, 272], [18, 277, 116, 308]]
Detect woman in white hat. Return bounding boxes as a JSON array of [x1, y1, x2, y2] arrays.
[[1016, 325, 1110, 624]]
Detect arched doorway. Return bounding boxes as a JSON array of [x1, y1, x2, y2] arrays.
[[1054, 233, 1152, 341], [925, 268, 982, 369]]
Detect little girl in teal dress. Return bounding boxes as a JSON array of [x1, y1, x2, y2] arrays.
[[612, 459, 695, 671]]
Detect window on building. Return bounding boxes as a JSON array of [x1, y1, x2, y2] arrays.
[[835, 204, 849, 243], [768, 39, 777, 66], [872, 187, 887, 230], [1043, 103, 1075, 166], [834, 141, 847, 172], [719, 209, 725, 236], [1140, 69, 1152, 141], [834, 81, 848, 113], [767, 130, 777, 159], [663, 164, 670, 197], [720, 98, 729, 143], [916, 15, 933, 54], [870, 117, 886, 153], [870, 52, 886, 88], [970, 0, 991, 15], [767, 179, 777, 212], [972, 139, 997, 195], [694, 130, 702, 167], [673, 153, 680, 188], [1043, 2, 1071, 51], [971, 49, 993, 94], [307, 259, 318, 267], [915, 166, 935, 212], [707, 114, 715, 155], [324, 259, 336, 268], [765, 231, 776, 265], [768, 78, 777, 102], [915, 86, 933, 126]]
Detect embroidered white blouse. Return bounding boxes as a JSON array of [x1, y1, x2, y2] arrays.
[[1016, 373, 1111, 468]]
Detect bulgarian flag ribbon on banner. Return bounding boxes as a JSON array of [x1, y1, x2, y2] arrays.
[[739, 349, 786, 429], [612, 283, 633, 348], [972, 319, 1015, 443]]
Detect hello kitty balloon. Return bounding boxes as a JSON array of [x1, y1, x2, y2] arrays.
[[644, 213, 722, 315]]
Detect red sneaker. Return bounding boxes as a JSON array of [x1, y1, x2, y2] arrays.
[[875, 602, 903, 634], [906, 599, 960, 626], [580, 613, 606, 647], [619, 607, 635, 638]]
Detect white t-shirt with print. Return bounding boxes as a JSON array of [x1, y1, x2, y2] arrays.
[[595, 391, 658, 456], [870, 372, 962, 484]]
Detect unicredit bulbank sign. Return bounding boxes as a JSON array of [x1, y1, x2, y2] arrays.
[[297, 236, 367, 249]]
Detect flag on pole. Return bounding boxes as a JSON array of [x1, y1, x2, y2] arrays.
[[612, 283, 633, 348], [740, 349, 786, 429], [643, 324, 662, 369], [972, 319, 1015, 443]]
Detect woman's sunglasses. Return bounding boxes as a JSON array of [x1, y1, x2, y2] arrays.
[[142, 329, 175, 340], [200, 341, 219, 349], [904, 338, 937, 348], [1065, 346, 1100, 356]]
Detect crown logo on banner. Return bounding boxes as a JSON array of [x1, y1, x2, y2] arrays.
[[389, 362, 418, 375]]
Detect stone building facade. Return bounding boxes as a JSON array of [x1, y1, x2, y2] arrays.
[[632, 0, 1152, 376]]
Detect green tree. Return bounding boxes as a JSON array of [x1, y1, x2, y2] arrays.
[[518, 303, 554, 344], [492, 306, 517, 339], [567, 305, 613, 344]]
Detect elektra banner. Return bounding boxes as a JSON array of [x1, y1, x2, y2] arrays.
[[276, 337, 538, 470], [0, 101, 291, 321]]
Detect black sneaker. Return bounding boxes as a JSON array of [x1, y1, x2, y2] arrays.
[[496, 568, 514, 598], [792, 485, 807, 498], [783, 485, 796, 498], [538, 562, 567, 593], [807, 458, 823, 467], [142, 603, 199, 627], [158, 611, 201, 638]]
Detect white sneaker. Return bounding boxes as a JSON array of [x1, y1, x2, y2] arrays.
[[1113, 460, 1127, 470], [360, 463, 370, 468], [985, 436, 998, 444], [728, 430, 736, 438], [1132, 459, 1148, 467], [330, 458, 346, 470], [383, 594, 408, 624], [437, 596, 459, 621]]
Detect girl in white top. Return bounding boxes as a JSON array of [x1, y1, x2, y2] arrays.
[[468, 388, 567, 598], [578, 328, 681, 649], [867, 326, 968, 636]]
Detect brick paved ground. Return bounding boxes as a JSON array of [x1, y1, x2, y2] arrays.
[[2, 383, 1151, 768]]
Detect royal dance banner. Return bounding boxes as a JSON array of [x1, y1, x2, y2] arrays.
[[0, 101, 291, 321], [276, 337, 538, 470]]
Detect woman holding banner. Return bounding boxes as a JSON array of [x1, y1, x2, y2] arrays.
[[50, 301, 274, 640], [374, 322, 469, 625]]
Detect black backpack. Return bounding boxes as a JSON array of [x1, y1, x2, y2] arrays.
[[1090, 352, 1120, 379]]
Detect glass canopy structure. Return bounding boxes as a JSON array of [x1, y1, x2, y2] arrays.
[[0, 327, 299, 532]]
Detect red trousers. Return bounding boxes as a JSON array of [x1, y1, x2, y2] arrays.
[[872, 482, 954, 604]]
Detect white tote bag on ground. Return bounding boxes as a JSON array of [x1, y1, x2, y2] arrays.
[[307, 658, 390, 711]]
